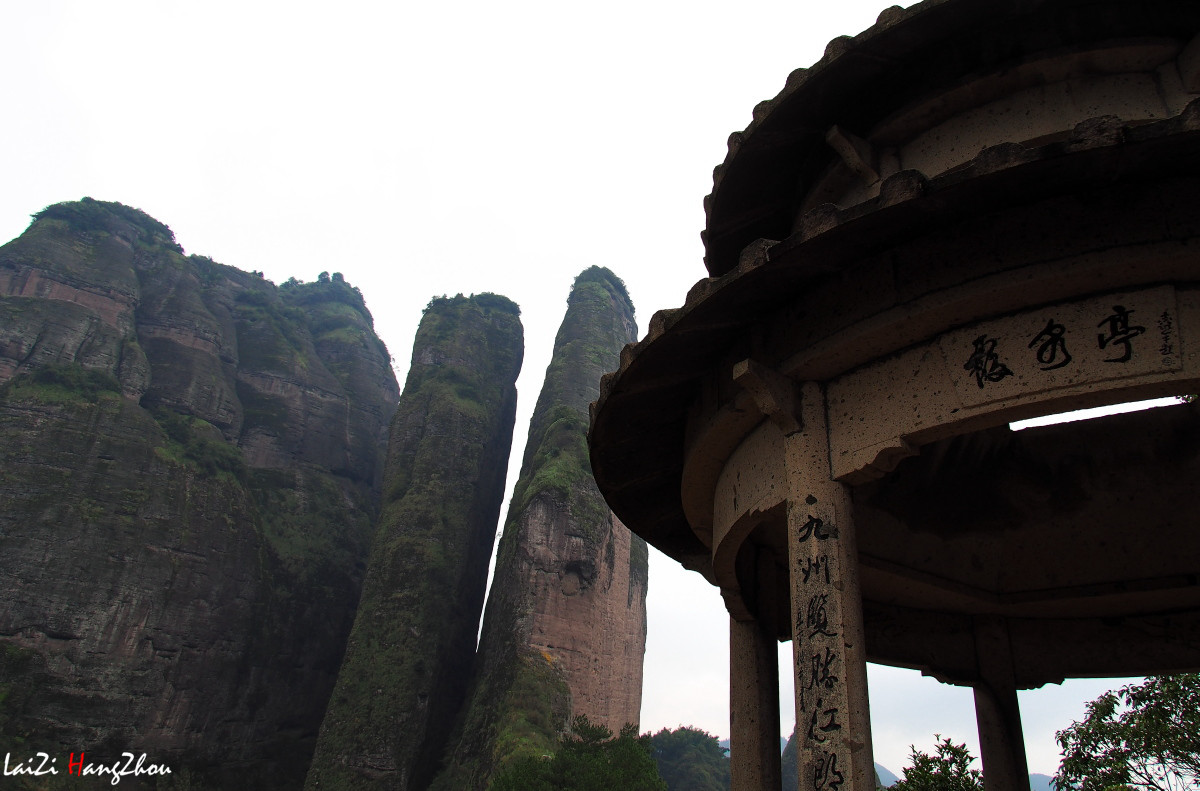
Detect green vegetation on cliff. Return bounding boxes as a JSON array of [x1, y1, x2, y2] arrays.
[[492, 652, 574, 767], [505, 267, 634, 543], [33, 196, 179, 251], [283, 271, 391, 371], [150, 406, 247, 479], [0, 363, 122, 406], [305, 293, 523, 791]]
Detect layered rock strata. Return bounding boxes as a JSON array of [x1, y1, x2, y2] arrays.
[[0, 199, 398, 788], [431, 266, 648, 791], [305, 293, 524, 791]]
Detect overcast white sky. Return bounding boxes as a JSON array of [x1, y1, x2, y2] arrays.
[[0, 0, 1153, 777]]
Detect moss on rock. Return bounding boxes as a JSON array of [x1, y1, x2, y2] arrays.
[[305, 293, 523, 791], [0, 200, 400, 789], [430, 267, 644, 791]]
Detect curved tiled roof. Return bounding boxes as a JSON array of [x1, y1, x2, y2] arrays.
[[701, 0, 1200, 275]]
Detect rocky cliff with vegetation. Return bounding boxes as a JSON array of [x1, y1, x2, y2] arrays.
[[0, 198, 399, 788], [431, 266, 648, 791], [305, 293, 523, 791]]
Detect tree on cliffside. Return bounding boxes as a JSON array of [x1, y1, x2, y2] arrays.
[[490, 716, 666, 791], [1054, 674, 1200, 791]]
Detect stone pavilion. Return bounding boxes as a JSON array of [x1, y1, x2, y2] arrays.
[[588, 1, 1200, 789]]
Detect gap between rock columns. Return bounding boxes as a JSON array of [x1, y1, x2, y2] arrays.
[[784, 381, 874, 791]]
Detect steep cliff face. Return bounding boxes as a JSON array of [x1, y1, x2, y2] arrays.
[[305, 294, 524, 791], [432, 266, 648, 791], [0, 198, 398, 787]]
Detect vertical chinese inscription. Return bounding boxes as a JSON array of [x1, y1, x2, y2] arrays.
[[797, 515, 836, 541], [813, 751, 844, 791], [806, 593, 836, 638], [792, 506, 850, 790], [790, 380, 873, 790], [800, 555, 830, 585], [1157, 310, 1176, 367], [806, 698, 843, 743]]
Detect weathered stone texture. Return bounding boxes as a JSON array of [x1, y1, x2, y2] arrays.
[[432, 266, 647, 791], [305, 294, 523, 791], [0, 199, 398, 788], [524, 505, 648, 731]]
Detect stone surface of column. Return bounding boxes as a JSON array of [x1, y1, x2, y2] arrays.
[[729, 615, 782, 791], [973, 618, 1032, 791], [785, 382, 874, 791]]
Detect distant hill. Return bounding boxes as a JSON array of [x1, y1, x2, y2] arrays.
[[876, 764, 900, 786], [1030, 773, 1056, 791]]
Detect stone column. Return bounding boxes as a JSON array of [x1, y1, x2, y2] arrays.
[[785, 381, 874, 791], [973, 617, 1031, 791], [730, 615, 782, 790]]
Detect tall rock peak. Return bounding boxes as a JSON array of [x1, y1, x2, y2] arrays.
[[0, 199, 399, 788], [306, 292, 524, 791], [432, 266, 648, 791]]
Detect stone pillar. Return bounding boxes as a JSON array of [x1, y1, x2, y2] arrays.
[[730, 615, 782, 791], [785, 381, 874, 791], [973, 618, 1031, 791]]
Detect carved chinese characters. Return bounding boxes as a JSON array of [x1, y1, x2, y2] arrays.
[[791, 507, 849, 791], [944, 286, 1180, 403], [827, 285, 1190, 481], [965, 304, 1153, 387], [964, 334, 1015, 386], [785, 381, 877, 790]]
